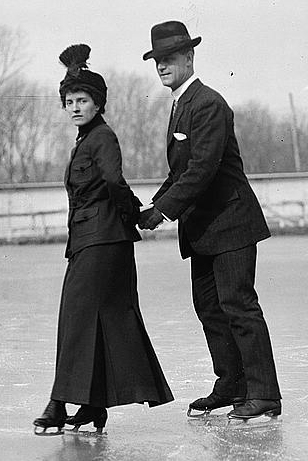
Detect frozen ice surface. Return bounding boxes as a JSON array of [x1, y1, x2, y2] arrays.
[[0, 236, 308, 460]]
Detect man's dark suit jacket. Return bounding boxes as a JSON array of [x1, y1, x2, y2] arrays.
[[64, 116, 141, 259], [153, 79, 270, 258]]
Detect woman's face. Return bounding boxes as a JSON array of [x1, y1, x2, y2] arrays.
[[65, 91, 99, 126]]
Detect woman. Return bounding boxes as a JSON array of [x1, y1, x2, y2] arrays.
[[33, 44, 174, 435]]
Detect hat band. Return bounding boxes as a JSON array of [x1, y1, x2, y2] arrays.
[[152, 34, 190, 50]]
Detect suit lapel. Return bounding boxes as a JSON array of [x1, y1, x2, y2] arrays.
[[167, 103, 174, 134], [167, 104, 184, 146], [167, 79, 202, 147]]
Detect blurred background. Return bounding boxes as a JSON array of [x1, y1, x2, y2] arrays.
[[0, 0, 308, 241]]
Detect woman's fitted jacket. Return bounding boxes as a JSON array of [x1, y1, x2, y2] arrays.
[[64, 115, 142, 258]]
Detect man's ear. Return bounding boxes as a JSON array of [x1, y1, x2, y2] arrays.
[[187, 50, 194, 66]]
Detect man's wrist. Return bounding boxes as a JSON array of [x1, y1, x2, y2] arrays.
[[140, 204, 154, 212], [154, 205, 172, 222]]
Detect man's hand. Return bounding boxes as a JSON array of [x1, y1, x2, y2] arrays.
[[138, 206, 164, 230]]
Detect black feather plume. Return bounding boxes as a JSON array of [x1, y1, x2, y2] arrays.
[[59, 44, 91, 71]]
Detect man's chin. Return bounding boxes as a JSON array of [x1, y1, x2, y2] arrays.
[[160, 77, 172, 88]]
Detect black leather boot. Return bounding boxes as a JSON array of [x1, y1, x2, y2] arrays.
[[187, 391, 245, 417], [228, 399, 281, 419], [33, 400, 67, 435], [66, 405, 108, 433]]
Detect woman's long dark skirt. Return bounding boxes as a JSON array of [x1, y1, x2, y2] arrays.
[[50, 242, 174, 408]]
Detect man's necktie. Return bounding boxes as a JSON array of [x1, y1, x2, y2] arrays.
[[171, 100, 178, 118]]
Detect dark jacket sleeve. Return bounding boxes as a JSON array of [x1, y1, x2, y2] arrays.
[[91, 126, 142, 223], [154, 98, 230, 221], [152, 171, 173, 202]]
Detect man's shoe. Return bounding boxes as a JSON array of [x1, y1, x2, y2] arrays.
[[228, 399, 281, 419], [187, 392, 245, 417]]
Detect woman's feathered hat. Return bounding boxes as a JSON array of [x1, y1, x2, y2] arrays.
[[59, 44, 107, 110]]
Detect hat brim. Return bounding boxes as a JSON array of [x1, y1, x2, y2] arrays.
[[143, 36, 201, 61]]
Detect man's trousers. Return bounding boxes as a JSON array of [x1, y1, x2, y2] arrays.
[[191, 244, 281, 399]]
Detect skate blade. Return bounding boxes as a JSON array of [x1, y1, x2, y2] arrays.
[[227, 412, 281, 425], [187, 407, 211, 418], [228, 411, 280, 420], [65, 428, 107, 438], [34, 426, 64, 436], [188, 411, 230, 428]]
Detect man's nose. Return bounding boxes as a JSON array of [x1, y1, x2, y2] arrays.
[[157, 60, 166, 71], [72, 102, 80, 111]]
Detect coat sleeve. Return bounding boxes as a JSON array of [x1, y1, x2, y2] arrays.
[[152, 171, 173, 202], [154, 98, 230, 221], [91, 127, 142, 223]]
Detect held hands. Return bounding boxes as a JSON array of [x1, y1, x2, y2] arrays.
[[138, 206, 164, 230]]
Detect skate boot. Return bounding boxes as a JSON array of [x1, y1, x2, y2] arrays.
[[33, 399, 67, 435], [66, 405, 108, 434], [228, 399, 281, 420], [187, 391, 245, 418]]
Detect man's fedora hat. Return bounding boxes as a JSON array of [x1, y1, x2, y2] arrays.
[[143, 21, 201, 61]]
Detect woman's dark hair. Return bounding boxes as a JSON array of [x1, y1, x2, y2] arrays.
[[61, 83, 106, 114]]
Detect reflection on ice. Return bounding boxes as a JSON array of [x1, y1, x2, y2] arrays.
[[1, 238, 308, 460]]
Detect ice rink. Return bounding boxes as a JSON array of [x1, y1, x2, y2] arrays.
[[1, 236, 308, 460]]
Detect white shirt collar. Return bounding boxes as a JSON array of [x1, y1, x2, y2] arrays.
[[172, 74, 198, 101]]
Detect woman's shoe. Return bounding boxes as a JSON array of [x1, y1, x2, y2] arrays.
[[66, 405, 108, 434], [33, 400, 67, 435]]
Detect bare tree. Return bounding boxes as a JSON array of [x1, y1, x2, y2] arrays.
[[0, 76, 72, 183], [0, 25, 29, 88], [234, 101, 301, 174], [104, 70, 169, 179], [16, 84, 58, 182], [0, 78, 28, 182], [2, 25, 305, 185], [0, 24, 31, 182], [44, 106, 75, 181]]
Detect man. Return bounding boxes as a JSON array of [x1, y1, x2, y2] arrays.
[[139, 21, 281, 419]]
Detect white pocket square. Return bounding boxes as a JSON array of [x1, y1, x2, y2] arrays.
[[173, 132, 187, 141]]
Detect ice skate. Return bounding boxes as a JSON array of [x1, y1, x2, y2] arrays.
[[33, 400, 67, 435], [187, 392, 245, 418], [65, 405, 107, 435], [227, 399, 281, 421]]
